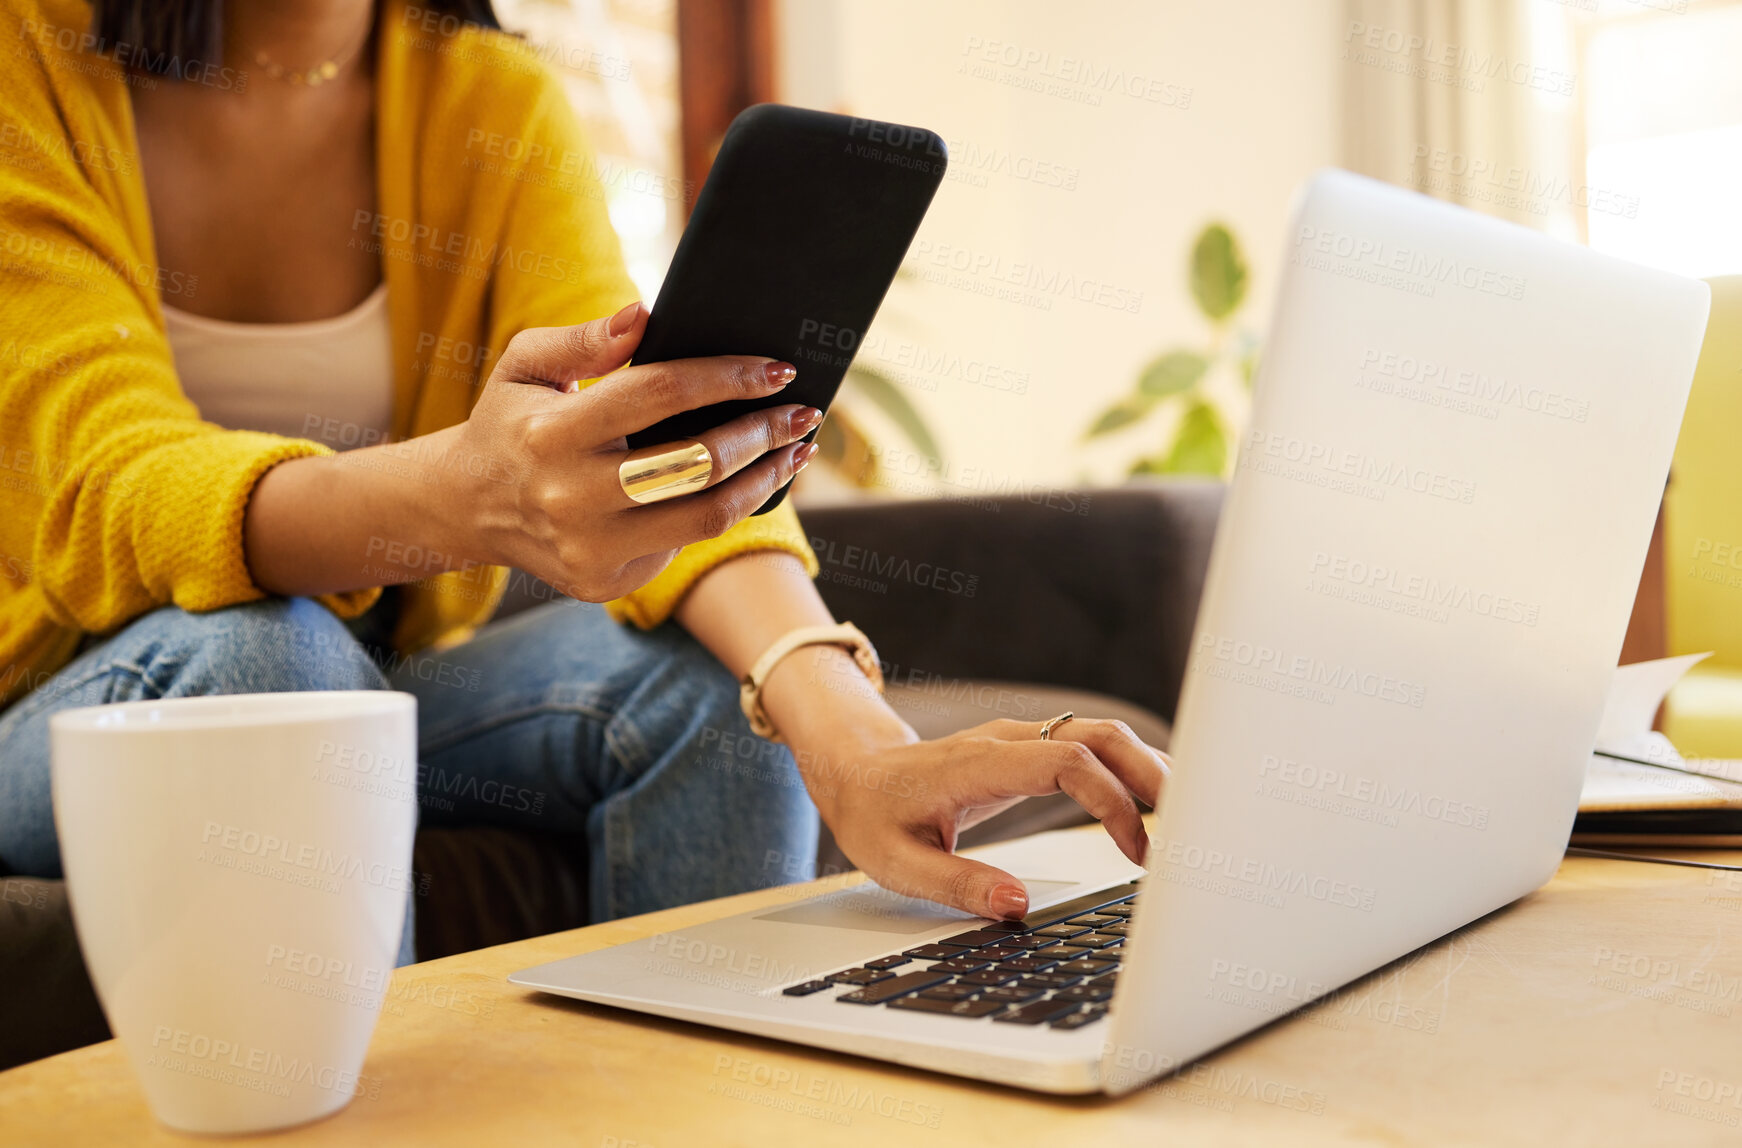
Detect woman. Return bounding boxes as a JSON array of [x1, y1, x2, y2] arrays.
[[0, 0, 1166, 957]]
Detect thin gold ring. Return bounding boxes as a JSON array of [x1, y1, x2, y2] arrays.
[[1038, 711, 1075, 741], [618, 440, 713, 504]]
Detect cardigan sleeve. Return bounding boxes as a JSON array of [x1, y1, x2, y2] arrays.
[[481, 75, 818, 629], [0, 36, 378, 636]]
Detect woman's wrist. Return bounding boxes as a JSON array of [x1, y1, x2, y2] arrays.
[[244, 423, 488, 595], [759, 644, 916, 815], [670, 550, 916, 821]]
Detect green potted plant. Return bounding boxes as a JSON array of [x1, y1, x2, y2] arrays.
[[1085, 222, 1261, 477], [812, 359, 944, 490], [806, 265, 944, 492]]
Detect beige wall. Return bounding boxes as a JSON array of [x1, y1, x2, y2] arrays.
[[776, 0, 1343, 494]]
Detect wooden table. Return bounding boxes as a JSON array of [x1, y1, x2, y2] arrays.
[[5, 841, 1742, 1147]]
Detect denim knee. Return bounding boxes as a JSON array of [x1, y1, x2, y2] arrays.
[[666, 635, 819, 877], [118, 597, 388, 698], [669, 631, 791, 770], [586, 623, 817, 909], [0, 599, 385, 878]]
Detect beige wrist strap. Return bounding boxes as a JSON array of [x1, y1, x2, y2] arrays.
[[739, 622, 884, 742]]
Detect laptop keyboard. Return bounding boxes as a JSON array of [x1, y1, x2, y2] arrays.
[[780, 881, 1139, 1031]]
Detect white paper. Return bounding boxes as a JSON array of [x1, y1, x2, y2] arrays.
[[1593, 652, 1711, 761], [1579, 652, 1742, 812]]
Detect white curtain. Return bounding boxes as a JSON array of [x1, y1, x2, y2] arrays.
[[1342, 0, 1547, 228]]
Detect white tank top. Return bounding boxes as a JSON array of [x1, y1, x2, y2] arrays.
[[162, 284, 394, 449]]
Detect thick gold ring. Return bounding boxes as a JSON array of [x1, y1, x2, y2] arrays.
[[1038, 711, 1075, 741], [618, 440, 713, 504]]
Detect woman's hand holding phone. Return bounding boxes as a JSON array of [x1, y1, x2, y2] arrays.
[[453, 301, 822, 602], [244, 301, 817, 604]]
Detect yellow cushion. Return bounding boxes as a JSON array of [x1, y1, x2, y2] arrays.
[[1661, 280, 1742, 755], [1664, 666, 1742, 759], [1664, 276, 1742, 665]]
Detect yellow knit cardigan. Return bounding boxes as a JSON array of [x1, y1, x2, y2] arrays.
[[0, 0, 816, 706]]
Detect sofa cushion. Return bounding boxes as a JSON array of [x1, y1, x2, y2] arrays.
[[413, 827, 590, 961], [1665, 666, 1742, 759], [0, 879, 110, 1071]]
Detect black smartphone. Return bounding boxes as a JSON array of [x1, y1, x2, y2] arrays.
[[624, 103, 948, 514]]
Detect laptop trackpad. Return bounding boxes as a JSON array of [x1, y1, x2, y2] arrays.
[[754, 880, 1077, 933]]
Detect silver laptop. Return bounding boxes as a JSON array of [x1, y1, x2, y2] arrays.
[[510, 170, 1710, 1095]]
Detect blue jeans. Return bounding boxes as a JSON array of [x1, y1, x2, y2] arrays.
[[0, 597, 818, 964]]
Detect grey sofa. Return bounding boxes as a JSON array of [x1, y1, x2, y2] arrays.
[[0, 479, 1224, 1070]]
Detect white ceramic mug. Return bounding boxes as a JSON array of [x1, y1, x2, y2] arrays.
[[51, 691, 418, 1135]]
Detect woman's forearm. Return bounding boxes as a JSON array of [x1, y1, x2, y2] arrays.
[[243, 424, 483, 596], [674, 551, 917, 774], [242, 311, 818, 608]]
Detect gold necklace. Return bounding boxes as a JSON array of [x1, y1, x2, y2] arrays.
[[250, 12, 374, 87]]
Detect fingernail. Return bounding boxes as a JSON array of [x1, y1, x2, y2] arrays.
[[764, 362, 797, 388], [989, 885, 1028, 920], [790, 407, 823, 436], [607, 301, 641, 337], [794, 442, 819, 471]]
